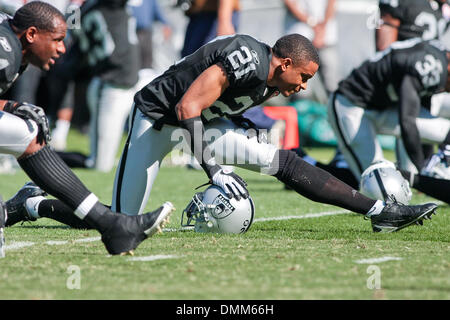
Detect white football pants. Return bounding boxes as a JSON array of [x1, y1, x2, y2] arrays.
[[0, 111, 38, 157], [431, 92, 450, 119], [86, 78, 136, 172], [111, 107, 278, 215], [328, 92, 450, 180]]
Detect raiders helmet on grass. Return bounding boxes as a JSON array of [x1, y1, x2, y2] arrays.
[[182, 185, 255, 234], [360, 160, 413, 204]]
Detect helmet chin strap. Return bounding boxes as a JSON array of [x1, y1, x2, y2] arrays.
[[195, 181, 211, 190], [373, 169, 390, 202], [360, 161, 413, 205]]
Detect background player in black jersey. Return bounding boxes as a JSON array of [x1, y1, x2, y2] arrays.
[[0, 1, 173, 257], [329, 38, 450, 204], [119, 32, 442, 233], [291, 0, 450, 192], [6, 33, 439, 234], [376, 0, 449, 51], [374, 0, 450, 199], [44, 0, 142, 173]]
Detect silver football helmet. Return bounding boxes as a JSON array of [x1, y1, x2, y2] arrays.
[[181, 185, 255, 234], [360, 160, 413, 204]]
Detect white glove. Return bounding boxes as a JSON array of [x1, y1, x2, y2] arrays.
[[211, 169, 249, 200]]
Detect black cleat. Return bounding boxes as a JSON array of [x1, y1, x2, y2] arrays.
[[101, 202, 174, 255], [369, 202, 437, 233], [1, 195, 7, 258], [5, 182, 47, 227]]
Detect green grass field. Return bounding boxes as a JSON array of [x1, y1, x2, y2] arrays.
[[0, 131, 449, 300]]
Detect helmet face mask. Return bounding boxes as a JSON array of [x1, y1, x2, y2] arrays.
[[182, 186, 255, 234], [359, 160, 413, 204]]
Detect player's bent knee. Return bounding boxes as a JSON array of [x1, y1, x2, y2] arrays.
[[210, 126, 278, 170], [0, 111, 41, 158], [19, 137, 45, 159]]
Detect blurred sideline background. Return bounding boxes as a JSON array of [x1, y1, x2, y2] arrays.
[[154, 0, 429, 81]]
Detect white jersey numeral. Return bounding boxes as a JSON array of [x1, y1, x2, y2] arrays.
[[415, 54, 443, 88], [75, 10, 115, 66], [415, 11, 447, 41], [203, 96, 256, 121], [227, 46, 256, 79], [0, 13, 9, 24], [416, 12, 438, 40]]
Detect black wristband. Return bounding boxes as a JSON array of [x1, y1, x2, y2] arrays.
[[3, 100, 17, 113], [179, 116, 220, 179]]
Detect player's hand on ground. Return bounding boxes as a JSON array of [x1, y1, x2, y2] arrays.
[[211, 169, 249, 200]]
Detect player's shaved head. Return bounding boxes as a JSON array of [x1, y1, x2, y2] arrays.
[[11, 1, 65, 32], [272, 34, 319, 66]]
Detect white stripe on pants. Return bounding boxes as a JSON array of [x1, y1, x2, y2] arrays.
[[328, 92, 450, 180]]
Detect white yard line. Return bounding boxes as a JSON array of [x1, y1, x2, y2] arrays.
[[6, 237, 101, 252], [355, 256, 403, 264], [45, 240, 68, 245], [4, 238, 178, 262], [127, 254, 179, 262], [254, 210, 350, 222], [4, 241, 35, 251], [45, 236, 100, 246], [5, 199, 443, 252], [74, 236, 101, 243], [163, 226, 194, 232]]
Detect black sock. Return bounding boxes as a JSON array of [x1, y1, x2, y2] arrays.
[[18, 146, 91, 209], [273, 150, 376, 214], [422, 144, 435, 161], [38, 200, 93, 229], [415, 175, 450, 204], [400, 169, 450, 204], [18, 145, 116, 232]]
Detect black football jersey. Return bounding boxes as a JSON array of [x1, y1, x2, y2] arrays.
[[69, 0, 139, 87], [0, 14, 27, 96], [135, 34, 277, 126], [379, 0, 449, 40], [338, 39, 448, 171], [338, 38, 448, 110]]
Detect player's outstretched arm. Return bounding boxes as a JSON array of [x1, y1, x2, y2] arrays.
[[176, 63, 248, 200]]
